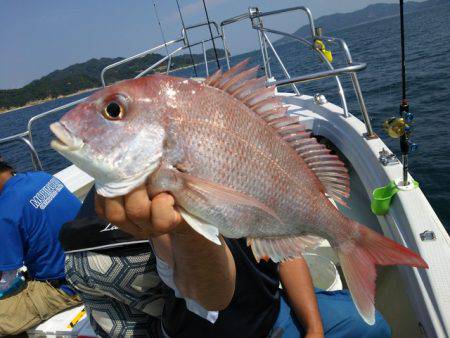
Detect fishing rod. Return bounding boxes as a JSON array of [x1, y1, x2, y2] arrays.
[[201, 0, 221, 69], [398, 0, 414, 186], [175, 0, 198, 77], [152, 1, 170, 60], [383, 0, 417, 186]]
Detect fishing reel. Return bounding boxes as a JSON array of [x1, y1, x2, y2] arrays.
[[383, 108, 417, 151], [383, 117, 407, 138]]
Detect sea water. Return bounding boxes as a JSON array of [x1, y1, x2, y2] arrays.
[[1, 3, 449, 231]]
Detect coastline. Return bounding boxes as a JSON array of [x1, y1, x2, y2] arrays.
[[0, 59, 222, 115], [0, 87, 98, 115]]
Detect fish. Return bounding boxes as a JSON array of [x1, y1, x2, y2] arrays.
[[50, 59, 428, 325]]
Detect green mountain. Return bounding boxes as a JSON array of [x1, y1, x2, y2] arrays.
[[0, 49, 225, 111], [276, 0, 448, 44]]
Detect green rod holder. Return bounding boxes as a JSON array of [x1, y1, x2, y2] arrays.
[[371, 180, 418, 215]]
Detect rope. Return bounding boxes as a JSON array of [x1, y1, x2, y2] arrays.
[[175, 0, 198, 76], [201, 0, 221, 69]]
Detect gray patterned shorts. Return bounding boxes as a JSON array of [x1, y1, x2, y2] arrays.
[[65, 248, 164, 337]]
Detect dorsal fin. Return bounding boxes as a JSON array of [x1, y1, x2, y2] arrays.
[[204, 59, 350, 206]]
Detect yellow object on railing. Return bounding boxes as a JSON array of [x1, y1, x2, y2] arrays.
[[314, 39, 333, 63], [67, 308, 86, 329]]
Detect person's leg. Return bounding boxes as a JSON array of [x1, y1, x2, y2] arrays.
[[314, 289, 391, 338], [65, 250, 164, 337], [0, 280, 81, 335], [270, 290, 390, 338], [269, 293, 305, 338]]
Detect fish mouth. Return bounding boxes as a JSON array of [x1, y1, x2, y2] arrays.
[[50, 122, 84, 152]]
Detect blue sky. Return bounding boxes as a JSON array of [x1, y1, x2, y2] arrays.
[[0, 0, 403, 89]]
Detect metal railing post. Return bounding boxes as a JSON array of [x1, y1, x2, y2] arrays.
[[257, 30, 269, 78], [166, 55, 172, 74], [262, 32, 300, 95], [134, 46, 185, 79], [319, 36, 375, 136], [20, 137, 43, 170], [316, 53, 349, 118], [252, 8, 272, 78], [100, 38, 184, 86], [259, 27, 350, 117], [220, 26, 231, 70], [0, 132, 44, 171], [270, 63, 367, 87], [201, 41, 209, 76], [261, 34, 272, 78]]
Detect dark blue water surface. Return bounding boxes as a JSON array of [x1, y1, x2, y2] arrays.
[[1, 4, 449, 230]]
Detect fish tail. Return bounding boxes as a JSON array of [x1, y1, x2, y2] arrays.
[[337, 221, 428, 325]]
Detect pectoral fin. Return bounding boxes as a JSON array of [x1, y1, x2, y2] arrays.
[[178, 172, 283, 226], [177, 171, 283, 225], [151, 166, 285, 240]]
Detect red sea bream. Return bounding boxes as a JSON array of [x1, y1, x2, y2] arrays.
[[50, 60, 428, 324]]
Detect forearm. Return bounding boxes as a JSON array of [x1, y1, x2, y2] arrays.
[[98, 189, 236, 311], [279, 258, 324, 335], [163, 222, 236, 310]]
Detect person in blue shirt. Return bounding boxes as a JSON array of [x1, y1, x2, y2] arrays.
[[0, 157, 82, 335]]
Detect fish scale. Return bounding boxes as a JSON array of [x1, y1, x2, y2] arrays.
[[165, 94, 327, 236], [51, 59, 428, 325]]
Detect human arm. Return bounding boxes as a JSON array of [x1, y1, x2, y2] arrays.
[[0, 202, 24, 273], [0, 201, 25, 298], [154, 220, 235, 310], [279, 258, 324, 338], [95, 185, 236, 310]]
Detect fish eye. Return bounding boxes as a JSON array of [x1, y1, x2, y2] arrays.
[[103, 101, 123, 120]]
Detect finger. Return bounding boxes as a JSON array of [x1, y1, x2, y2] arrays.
[[94, 193, 106, 219], [150, 193, 183, 233], [124, 184, 152, 228], [104, 196, 127, 224], [104, 196, 146, 239]]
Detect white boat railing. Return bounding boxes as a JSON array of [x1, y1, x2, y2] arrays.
[[220, 6, 375, 138], [0, 131, 42, 170], [0, 97, 88, 170], [101, 20, 228, 87]]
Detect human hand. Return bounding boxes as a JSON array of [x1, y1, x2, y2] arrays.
[[94, 184, 185, 239]]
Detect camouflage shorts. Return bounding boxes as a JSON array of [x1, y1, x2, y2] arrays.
[[65, 249, 164, 338]]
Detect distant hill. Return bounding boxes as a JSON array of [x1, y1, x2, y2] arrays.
[[0, 49, 225, 111], [276, 0, 448, 44]]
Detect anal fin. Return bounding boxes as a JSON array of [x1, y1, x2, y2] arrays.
[[247, 235, 323, 262]]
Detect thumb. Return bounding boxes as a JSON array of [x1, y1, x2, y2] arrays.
[[150, 193, 183, 233]]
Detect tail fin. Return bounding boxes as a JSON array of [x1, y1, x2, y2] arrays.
[[337, 222, 428, 325]]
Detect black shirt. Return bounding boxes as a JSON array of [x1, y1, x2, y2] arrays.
[[61, 188, 281, 337], [161, 238, 280, 338], [59, 187, 148, 254]]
